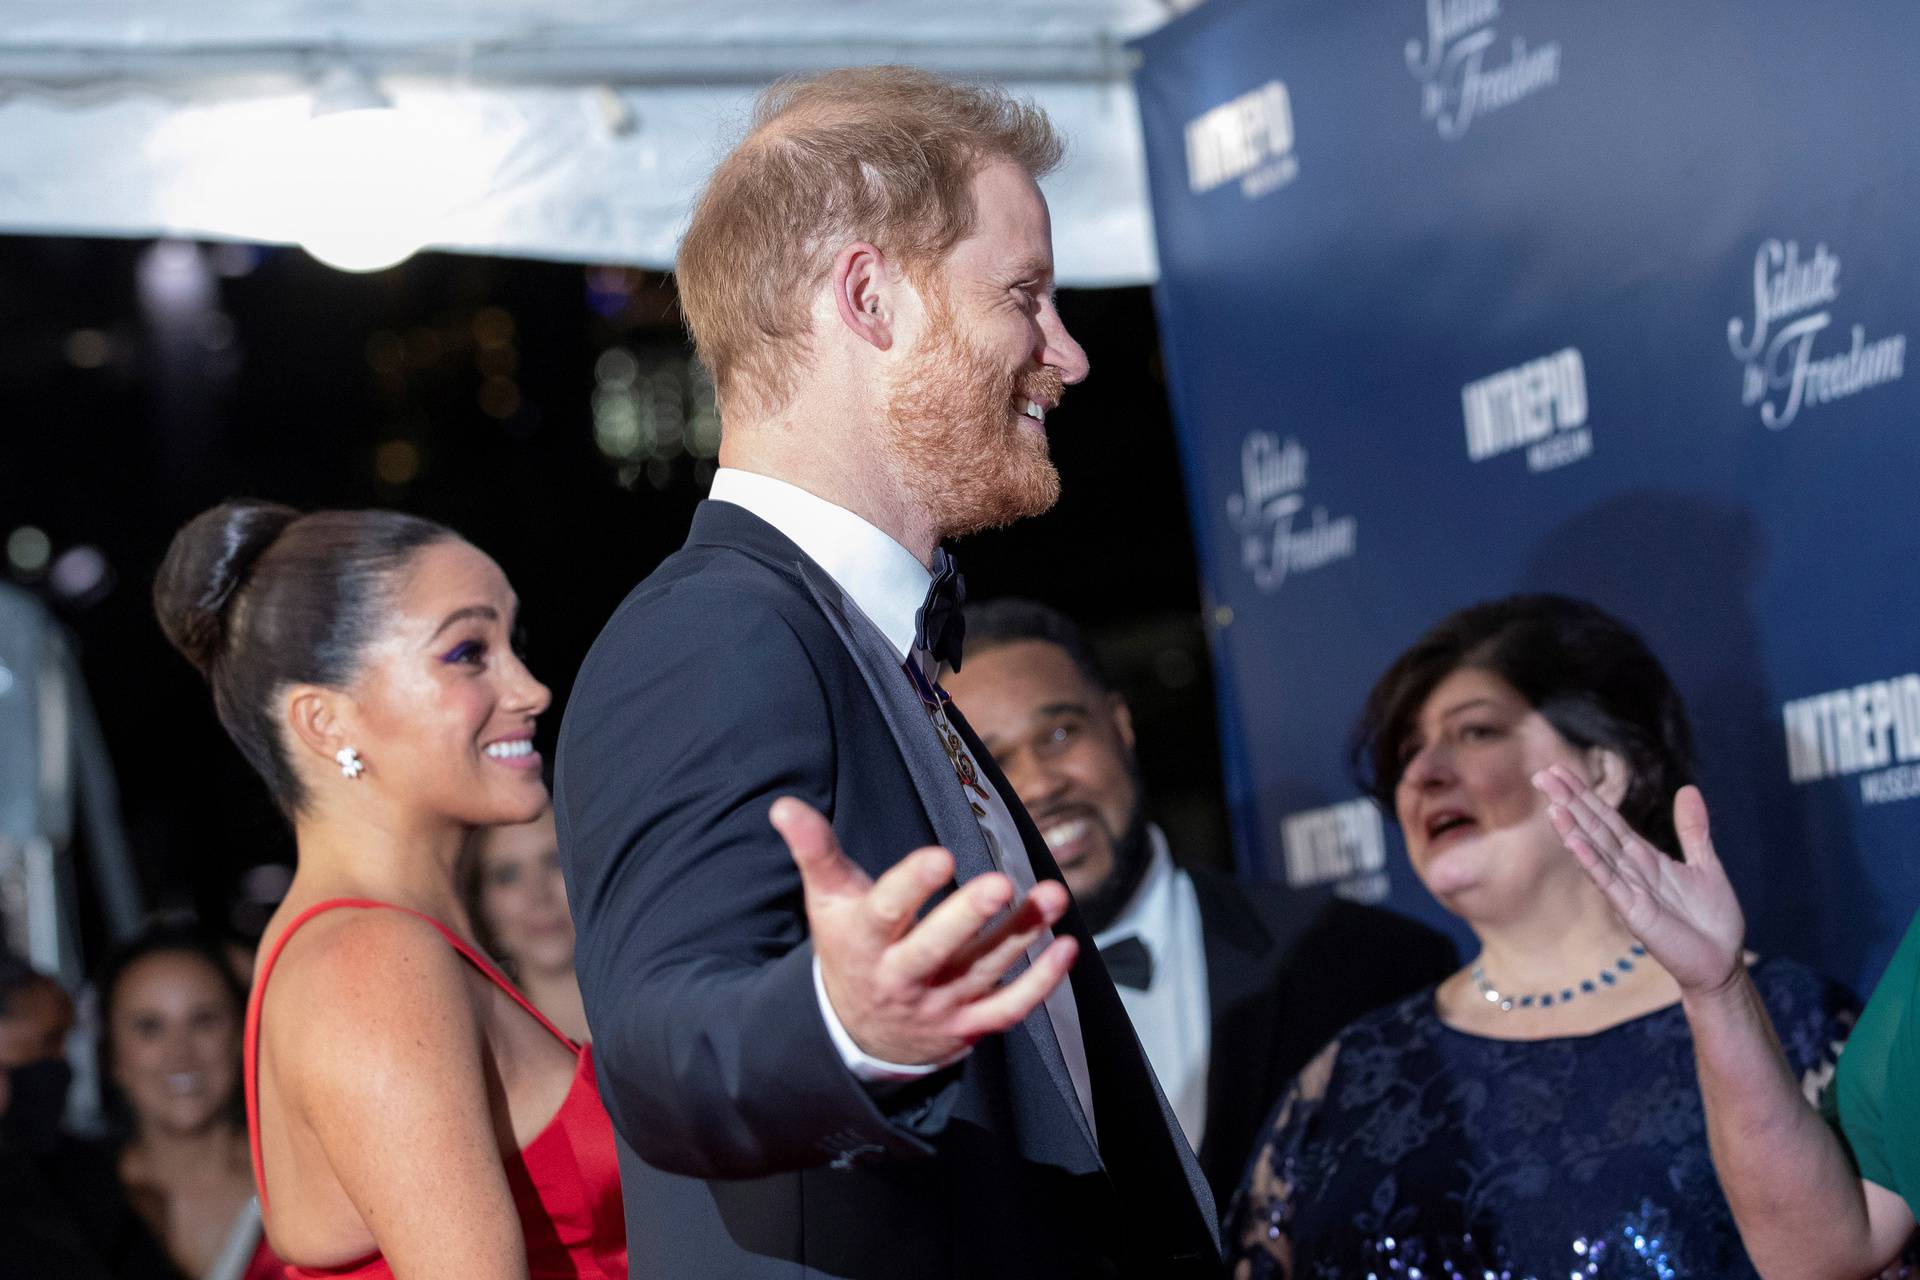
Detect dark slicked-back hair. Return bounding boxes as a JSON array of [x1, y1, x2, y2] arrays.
[[1353, 594, 1696, 856], [153, 501, 455, 815], [962, 597, 1112, 691]]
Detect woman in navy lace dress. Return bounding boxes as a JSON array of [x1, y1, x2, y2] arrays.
[[1228, 596, 1858, 1280]]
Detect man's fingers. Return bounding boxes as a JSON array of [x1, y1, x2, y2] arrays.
[[771, 798, 869, 902], [938, 888, 1068, 995], [885, 871, 1013, 981], [946, 919, 1052, 1002], [865, 846, 958, 937], [952, 936, 1079, 1042]]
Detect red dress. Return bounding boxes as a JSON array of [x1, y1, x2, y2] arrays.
[[245, 899, 629, 1279]]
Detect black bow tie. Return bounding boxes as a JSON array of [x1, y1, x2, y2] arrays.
[[915, 548, 967, 673], [1099, 935, 1154, 991]]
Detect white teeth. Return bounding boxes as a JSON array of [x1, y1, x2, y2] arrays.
[[1041, 817, 1090, 849], [1021, 399, 1045, 422], [485, 739, 534, 760]]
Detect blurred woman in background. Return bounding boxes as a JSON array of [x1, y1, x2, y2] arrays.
[[83, 924, 279, 1280], [1228, 594, 1859, 1279], [465, 808, 588, 1043]]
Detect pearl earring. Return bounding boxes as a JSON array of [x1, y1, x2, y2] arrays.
[[336, 746, 364, 779]]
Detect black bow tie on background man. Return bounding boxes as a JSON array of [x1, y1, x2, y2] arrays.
[[1099, 935, 1155, 991], [915, 547, 967, 673]]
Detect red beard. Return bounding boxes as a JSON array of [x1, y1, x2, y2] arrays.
[[883, 298, 1065, 539]]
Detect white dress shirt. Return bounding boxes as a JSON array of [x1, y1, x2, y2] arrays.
[[1092, 825, 1211, 1152], [708, 468, 1097, 1138]]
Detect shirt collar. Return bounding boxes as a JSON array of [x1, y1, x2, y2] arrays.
[[709, 467, 930, 660], [1094, 824, 1175, 949]]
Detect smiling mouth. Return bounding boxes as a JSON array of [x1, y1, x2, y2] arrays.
[[1019, 399, 1047, 425], [484, 739, 535, 761], [1039, 815, 1093, 861]]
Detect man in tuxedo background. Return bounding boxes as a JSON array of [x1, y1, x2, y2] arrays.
[[555, 68, 1222, 1277], [944, 599, 1458, 1200]]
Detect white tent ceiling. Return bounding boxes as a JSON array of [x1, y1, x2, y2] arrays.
[[0, 1, 1188, 283]]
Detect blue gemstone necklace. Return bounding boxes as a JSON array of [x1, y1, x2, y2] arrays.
[[1470, 944, 1648, 1012]]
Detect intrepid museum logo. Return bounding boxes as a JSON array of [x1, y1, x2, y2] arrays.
[[1782, 673, 1920, 806], [1460, 346, 1591, 473], [1405, 0, 1561, 140], [1281, 798, 1389, 902], [1225, 432, 1357, 593], [1727, 239, 1906, 430], [1184, 80, 1298, 199]]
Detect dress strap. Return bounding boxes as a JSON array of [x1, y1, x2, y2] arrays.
[[245, 897, 578, 1218]]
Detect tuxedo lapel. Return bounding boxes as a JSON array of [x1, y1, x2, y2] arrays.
[[796, 559, 1100, 1161], [797, 559, 995, 880]]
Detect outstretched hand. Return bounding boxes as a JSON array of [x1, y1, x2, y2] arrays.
[[769, 797, 1078, 1067], [1532, 765, 1746, 997]]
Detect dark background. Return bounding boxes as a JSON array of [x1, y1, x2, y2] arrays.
[[0, 235, 1227, 949]]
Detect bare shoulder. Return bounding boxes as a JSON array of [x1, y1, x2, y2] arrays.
[[263, 907, 484, 1089]]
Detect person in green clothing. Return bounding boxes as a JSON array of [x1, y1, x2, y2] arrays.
[[1533, 763, 1917, 1278]]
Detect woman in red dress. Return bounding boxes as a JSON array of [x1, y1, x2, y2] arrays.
[[155, 501, 628, 1280]]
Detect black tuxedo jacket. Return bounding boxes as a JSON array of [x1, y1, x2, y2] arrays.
[[1187, 870, 1458, 1200], [555, 502, 1223, 1278]]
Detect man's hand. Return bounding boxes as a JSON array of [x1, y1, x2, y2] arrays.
[[770, 797, 1079, 1067]]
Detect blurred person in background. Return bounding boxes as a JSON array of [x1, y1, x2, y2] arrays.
[[464, 808, 588, 1043], [0, 948, 111, 1279], [945, 598, 1455, 1202], [45, 922, 279, 1280], [0, 948, 76, 1157], [1227, 595, 1860, 1279], [155, 501, 626, 1279]]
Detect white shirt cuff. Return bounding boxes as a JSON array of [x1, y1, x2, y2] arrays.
[[812, 955, 959, 1083]]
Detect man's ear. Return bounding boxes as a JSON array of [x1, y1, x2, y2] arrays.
[[832, 242, 897, 352], [1587, 745, 1632, 809], [285, 685, 348, 768], [1108, 691, 1137, 754]]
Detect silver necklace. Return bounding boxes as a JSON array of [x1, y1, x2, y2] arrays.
[[1470, 944, 1647, 1012]]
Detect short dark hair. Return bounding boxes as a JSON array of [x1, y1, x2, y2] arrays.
[[153, 501, 455, 815], [962, 598, 1112, 690], [94, 920, 248, 1136], [1353, 594, 1696, 855]]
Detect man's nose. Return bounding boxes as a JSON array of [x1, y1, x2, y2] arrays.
[[1041, 309, 1090, 386], [1006, 753, 1070, 810]]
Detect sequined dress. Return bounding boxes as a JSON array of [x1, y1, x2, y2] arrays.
[[1227, 958, 1856, 1280]]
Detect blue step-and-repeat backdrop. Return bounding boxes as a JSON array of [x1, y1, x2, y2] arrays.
[[1132, 0, 1919, 995]]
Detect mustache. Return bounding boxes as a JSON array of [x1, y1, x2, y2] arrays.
[[1018, 365, 1065, 407]]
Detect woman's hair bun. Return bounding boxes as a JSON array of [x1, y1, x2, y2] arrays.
[[153, 500, 300, 678]]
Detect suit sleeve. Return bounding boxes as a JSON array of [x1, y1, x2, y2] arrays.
[[555, 579, 939, 1178]]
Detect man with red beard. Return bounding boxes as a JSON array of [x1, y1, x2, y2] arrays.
[[554, 68, 1224, 1278]]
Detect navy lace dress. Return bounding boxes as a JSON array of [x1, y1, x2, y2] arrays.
[[1228, 958, 1857, 1280]]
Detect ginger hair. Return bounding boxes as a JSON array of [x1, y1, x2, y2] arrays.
[[674, 66, 1064, 418]]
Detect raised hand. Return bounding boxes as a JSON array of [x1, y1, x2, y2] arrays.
[[1532, 765, 1746, 996], [769, 797, 1079, 1067]]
